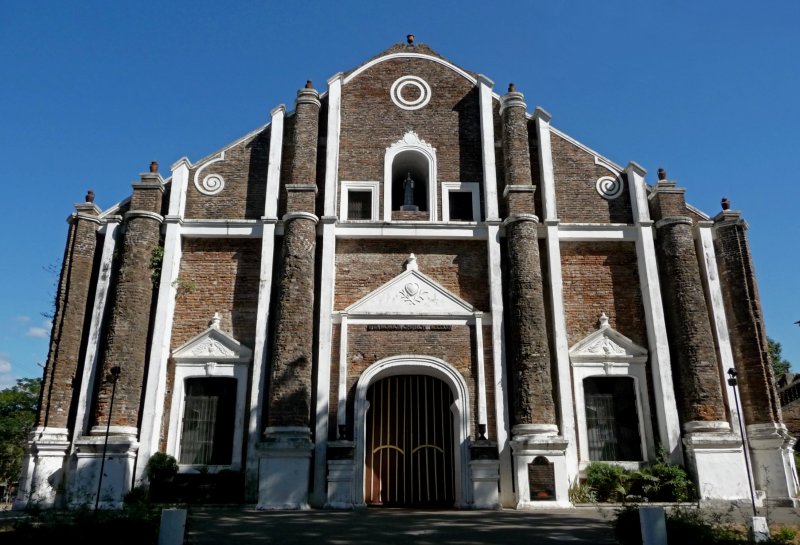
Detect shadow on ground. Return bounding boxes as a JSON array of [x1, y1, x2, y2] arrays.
[[185, 507, 617, 544]]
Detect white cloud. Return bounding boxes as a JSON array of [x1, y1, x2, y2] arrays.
[[26, 327, 48, 338], [14, 316, 31, 323], [0, 353, 14, 389]]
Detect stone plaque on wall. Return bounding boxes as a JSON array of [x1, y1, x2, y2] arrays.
[[528, 456, 555, 501]]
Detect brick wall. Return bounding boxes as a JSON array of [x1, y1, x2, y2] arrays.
[[184, 130, 270, 220], [560, 241, 647, 348], [335, 239, 489, 311], [338, 57, 484, 220], [551, 134, 633, 224], [171, 238, 261, 349]]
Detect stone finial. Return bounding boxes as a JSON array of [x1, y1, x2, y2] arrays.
[[407, 34, 414, 45], [657, 168, 666, 181], [508, 83, 516, 93], [721, 197, 730, 211], [86, 189, 95, 203], [405, 253, 419, 271], [150, 161, 159, 173], [211, 312, 221, 329], [305, 80, 313, 89], [599, 312, 610, 329]]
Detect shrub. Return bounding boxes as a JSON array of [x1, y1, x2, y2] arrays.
[[586, 462, 629, 502], [145, 452, 178, 482]]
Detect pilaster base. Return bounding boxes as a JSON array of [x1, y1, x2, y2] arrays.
[[71, 432, 139, 509], [682, 424, 753, 503], [325, 440, 354, 509], [469, 460, 501, 509], [257, 427, 313, 510], [510, 426, 572, 509], [747, 423, 800, 507], [13, 427, 70, 510]]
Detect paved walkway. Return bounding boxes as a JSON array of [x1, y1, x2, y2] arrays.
[[183, 506, 618, 544]]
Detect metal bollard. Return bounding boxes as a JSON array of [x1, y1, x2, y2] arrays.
[[638, 506, 667, 545], [158, 507, 187, 545]]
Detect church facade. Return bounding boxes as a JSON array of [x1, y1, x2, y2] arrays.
[[16, 38, 799, 510]]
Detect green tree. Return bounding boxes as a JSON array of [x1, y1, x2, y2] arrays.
[[0, 377, 41, 485], [768, 337, 792, 376]]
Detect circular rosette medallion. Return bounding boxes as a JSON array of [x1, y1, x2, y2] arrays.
[[390, 76, 432, 111]]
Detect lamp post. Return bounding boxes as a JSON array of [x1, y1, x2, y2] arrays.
[[727, 368, 757, 516], [95, 365, 121, 511]]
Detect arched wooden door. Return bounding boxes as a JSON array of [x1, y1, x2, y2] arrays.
[[364, 375, 455, 507]]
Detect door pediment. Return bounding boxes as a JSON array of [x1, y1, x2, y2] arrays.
[[343, 254, 474, 317]]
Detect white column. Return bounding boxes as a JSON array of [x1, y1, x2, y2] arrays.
[[245, 105, 285, 498], [478, 75, 499, 222], [626, 162, 683, 463], [135, 158, 190, 483], [310, 74, 342, 507], [70, 216, 121, 447], [336, 314, 349, 429], [474, 312, 488, 429], [534, 108, 578, 486], [487, 223, 513, 506]]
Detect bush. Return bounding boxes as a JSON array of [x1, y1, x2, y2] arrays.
[[586, 462, 629, 502], [145, 452, 178, 482]]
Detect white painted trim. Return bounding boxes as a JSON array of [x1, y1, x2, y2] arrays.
[[137, 161, 190, 482], [486, 224, 513, 506], [696, 224, 740, 431], [634, 226, 683, 463], [478, 77, 499, 221], [136, 220, 183, 483], [337, 316, 483, 326], [544, 223, 578, 484], [245, 222, 278, 491], [383, 131, 438, 222], [340, 181, 380, 221], [193, 152, 226, 195], [311, 220, 337, 507], [441, 181, 480, 222], [535, 112, 558, 221], [324, 75, 342, 217], [335, 224, 487, 239], [337, 314, 349, 428], [343, 52, 477, 86], [625, 163, 650, 225], [167, 360, 249, 472], [558, 225, 637, 241], [352, 355, 473, 508], [181, 221, 263, 238], [390, 75, 432, 110], [70, 218, 120, 451], [474, 313, 488, 431], [265, 106, 285, 220]]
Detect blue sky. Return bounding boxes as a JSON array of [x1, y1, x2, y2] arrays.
[[1, 1, 798, 388]]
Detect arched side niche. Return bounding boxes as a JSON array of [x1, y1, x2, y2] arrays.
[[383, 131, 437, 221], [352, 355, 471, 507]]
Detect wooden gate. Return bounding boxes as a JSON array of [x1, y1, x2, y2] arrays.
[[364, 375, 455, 507]]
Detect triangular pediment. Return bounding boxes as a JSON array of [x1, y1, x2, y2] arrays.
[[344, 256, 474, 317], [172, 315, 252, 362], [569, 314, 647, 363]]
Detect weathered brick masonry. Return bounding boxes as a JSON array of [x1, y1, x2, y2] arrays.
[[37, 199, 100, 429]]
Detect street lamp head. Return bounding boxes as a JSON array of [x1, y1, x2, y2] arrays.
[[727, 368, 738, 378], [109, 366, 121, 381]]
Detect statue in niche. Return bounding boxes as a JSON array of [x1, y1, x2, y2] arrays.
[[400, 172, 419, 211]]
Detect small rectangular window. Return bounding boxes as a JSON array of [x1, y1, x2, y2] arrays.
[[348, 190, 373, 220], [448, 192, 474, 221]]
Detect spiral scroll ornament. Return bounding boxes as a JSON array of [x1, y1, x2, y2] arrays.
[[595, 176, 623, 200], [197, 173, 225, 196]]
